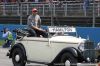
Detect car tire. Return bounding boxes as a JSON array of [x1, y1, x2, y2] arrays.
[[48, 64, 54, 66], [97, 56, 100, 62], [60, 53, 77, 66], [12, 48, 26, 66]]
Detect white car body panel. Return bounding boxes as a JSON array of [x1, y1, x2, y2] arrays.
[[15, 35, 86, 63]]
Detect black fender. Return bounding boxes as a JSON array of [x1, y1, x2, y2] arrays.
[[51, 47, 85, 64], [9, 43, 27, 61], [62, 47, 78, 57]]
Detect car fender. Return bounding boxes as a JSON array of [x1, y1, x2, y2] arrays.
[[9, 43, 27, 61], [63, 47, 85, 62], [51, 47, 83, 64], [60, 47, 79, 58]]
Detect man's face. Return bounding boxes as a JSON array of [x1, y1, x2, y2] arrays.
[[32, 12, 37, 15], [4, 28, 8, 33]]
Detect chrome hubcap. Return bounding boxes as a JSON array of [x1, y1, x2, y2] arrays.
[[65, 60, 70, 66], [15, 54, 20, 62]]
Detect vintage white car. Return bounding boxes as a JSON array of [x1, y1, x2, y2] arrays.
[[7, 26, 91, 66]]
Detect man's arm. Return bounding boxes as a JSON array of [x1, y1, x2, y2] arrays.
[[27, 15, 33, 27], [31, 25, 45, 32], [33, 15, 45, 32], [2, 32, 8, 38]]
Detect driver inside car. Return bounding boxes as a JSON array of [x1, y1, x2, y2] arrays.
[[27, 8, 48, 38]]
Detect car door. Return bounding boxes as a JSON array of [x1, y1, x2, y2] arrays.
[[24, 37, 52, 63]]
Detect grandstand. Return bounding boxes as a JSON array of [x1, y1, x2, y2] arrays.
[[0, 0, 100, 27]]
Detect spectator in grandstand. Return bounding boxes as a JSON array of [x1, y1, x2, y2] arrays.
[[11, 0, 16, 3], [27, 8, 48, 38], [17, 0, 24, 3], [0, 0, 2, 3], [35, 0, 38, 2], [28, 0, 34, 2], [24, 0, 28, 2], [83, 0, 90, 16], [58, 1, 63, 7], [2, 27, 13, 48]]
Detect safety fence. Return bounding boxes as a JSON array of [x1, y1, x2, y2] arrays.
[[0, 2, 100, 17]]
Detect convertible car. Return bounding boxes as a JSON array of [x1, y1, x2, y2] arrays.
[[7, 26, 93, 66]]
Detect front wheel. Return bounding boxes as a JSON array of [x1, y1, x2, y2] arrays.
[[12, 48, 26, 66], [60, 53, 77, 66]]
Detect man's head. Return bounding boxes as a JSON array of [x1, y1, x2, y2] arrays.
[[3, 27, 9, 33], [32, 8, 38, 15]]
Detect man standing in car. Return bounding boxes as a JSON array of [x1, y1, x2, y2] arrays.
[[27, 8, 48, 37]]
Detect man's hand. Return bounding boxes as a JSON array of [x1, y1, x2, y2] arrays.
[[32, 26, 46, 32], [39, 28, 46, 32]]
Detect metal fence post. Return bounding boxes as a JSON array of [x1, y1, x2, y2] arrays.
[[65, 3, 67, 16], [17, 3, 20, 16], [98, 1, 100, 16], [27, 3, 29, 15], [20, 3, 22, 25], [43, 4, 44, 16], [49, 0, 54, 26], [92, 0, 95, 27], [3, 3, 6, 16], [51, 3, 54, 26], [53, 3, 55, 17]]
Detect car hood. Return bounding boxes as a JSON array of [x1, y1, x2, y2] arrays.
[[49, 36, 86, 44]]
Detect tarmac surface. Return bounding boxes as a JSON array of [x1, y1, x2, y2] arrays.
[[0, 48, 13, 66], [0, 47, 46, 66]]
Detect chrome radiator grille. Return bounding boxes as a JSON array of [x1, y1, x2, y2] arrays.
[[83, 40, 96, 62]]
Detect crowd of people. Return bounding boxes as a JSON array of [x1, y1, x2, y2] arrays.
[[0, 0, 89, 3], [0, 0, 47, 3], [0, 0, 99, 3]]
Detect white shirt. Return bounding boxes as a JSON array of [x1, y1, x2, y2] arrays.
[[2, 31, 12, 38]]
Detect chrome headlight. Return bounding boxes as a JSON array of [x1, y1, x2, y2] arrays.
[[96, 42, 100, 49], [78, 43, 85, 52]]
